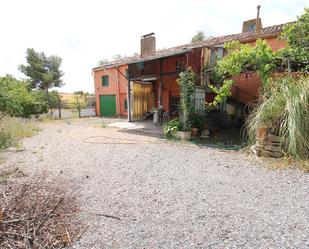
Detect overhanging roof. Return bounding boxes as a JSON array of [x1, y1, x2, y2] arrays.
[[92, 22, 291, 72]]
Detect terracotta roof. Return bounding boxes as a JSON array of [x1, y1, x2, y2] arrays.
[[93, 22, 290, 71]]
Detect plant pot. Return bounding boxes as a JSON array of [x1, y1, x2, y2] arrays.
[[201, 129, 210, 138], [176, 131, 191, 140], [191, 128, 198, 137], [256, 127, 267, 141]]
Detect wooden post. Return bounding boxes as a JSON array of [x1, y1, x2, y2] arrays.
[[127, 64, 132, 122]]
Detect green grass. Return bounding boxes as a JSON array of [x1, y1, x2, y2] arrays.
[[0, 118, 39, 150]]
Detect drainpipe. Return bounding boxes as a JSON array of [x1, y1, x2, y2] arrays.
[[115, 68, 121, 116], [159, 59, 163, 109], [92, 71, 98, 116], [127, 64, 132, 122]]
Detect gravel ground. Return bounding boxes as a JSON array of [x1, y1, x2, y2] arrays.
[[2, 118, 309, 248]]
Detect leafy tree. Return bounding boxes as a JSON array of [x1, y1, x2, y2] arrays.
[[19, 48, 64, 105], [191, 31, 205, 43], [98, 58, 109, 66], [209, 8, 309, 109], [0, 75, 48, 120], [279, 8, 309, 71], [69, 91, 88, 118]]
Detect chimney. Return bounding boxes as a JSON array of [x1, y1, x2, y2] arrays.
[[256, 5, 262, 32], [141, 33, 156, 58], [242, 5, 263, 32]]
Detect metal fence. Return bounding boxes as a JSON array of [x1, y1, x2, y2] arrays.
[[50, 108, 96, 119]]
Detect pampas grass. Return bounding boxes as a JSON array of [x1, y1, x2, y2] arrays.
[[247, 74, 309, 159]]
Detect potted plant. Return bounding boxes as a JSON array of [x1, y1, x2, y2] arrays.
[[191, 112, 207, 137]]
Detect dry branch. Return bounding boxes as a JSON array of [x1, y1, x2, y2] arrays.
[[0, 176, 84, 248]]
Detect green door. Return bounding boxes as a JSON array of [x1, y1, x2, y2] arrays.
[[100, 95, 116, 116]]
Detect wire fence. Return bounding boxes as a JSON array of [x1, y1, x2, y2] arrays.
[[50, 108, 96, 119]]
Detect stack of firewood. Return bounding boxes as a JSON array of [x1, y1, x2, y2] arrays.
[[251, 132, 284, 158], [263, 134, 284, 158]]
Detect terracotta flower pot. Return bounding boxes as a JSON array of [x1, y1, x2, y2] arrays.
[[191, 128, 198, 137], [256, 127, 267, 141], [176, 131, 191, 140]]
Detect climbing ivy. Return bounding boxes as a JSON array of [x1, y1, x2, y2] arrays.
[[177, 68, 196, 131]]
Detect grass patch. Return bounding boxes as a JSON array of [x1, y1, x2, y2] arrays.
[[0, 118, 39, 150]]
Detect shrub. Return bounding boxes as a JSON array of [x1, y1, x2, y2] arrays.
[[163, 118, 180, 138], [191, 111, 207, 133], [0, 75, 48, 120], [247, 75, 309, 159]]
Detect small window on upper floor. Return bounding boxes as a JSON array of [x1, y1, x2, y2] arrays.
[[176, 61, 185, 72], [248, 24, 256, 32], [217, 48, 224, 59], [125, 69, 129, 78], [102, 75, 109, 87]]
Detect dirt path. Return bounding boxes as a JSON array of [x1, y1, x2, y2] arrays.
[[2, 118, 309, 248]]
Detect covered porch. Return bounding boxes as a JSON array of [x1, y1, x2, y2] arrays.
[[126, 48, 203, 122]]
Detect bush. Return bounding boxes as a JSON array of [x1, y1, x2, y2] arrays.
[[0, 75, 48, 119], [247, 75, 309, 159], [191, 111, 207, 133], [163, 118, 180, 138]]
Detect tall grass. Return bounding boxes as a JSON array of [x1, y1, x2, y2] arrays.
[[247, 75, 309, 159], [0, 118, 39, 150]]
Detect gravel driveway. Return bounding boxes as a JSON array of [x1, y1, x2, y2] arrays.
[[2, 118, 309, 248]]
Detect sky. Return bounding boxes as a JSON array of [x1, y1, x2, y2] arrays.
[[0, 0, 307, 93]]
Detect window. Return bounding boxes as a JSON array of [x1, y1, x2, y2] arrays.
[[176, 61, 185, 72], [248, 24, 256, 32], [102, 75, 109, 87], [125, 69, 129, 78], [210, 49, 216, 65], [124, 99, 128, 110], [217, 48, 224, 59], [170, 97, 180, 113]]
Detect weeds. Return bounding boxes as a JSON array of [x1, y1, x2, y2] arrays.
[[0, 118, 39, 150]]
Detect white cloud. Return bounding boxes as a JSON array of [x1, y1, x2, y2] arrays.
[[0, 0, 306, 93]]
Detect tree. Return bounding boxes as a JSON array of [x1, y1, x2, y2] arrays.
[[97, 58, 109, 66], [191, 31, 205, 43], [48, 90, 62, 118], [209, 8, 309, 109], [279, 8, 309, 71], [69, 91, 88, 118], [19, 48, 64, 105], [0, 75, 48, 120]]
